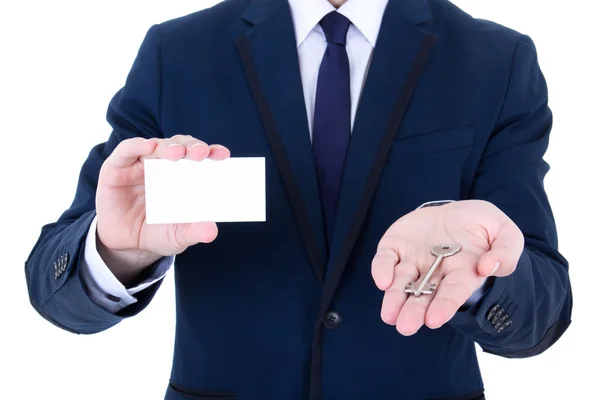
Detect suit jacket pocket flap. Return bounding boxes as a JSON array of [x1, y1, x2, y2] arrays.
[[388, 125, 475, 160]]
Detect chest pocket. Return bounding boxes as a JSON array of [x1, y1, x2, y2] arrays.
[[387, 125, 475, 161], [376, 126, 475, 210]]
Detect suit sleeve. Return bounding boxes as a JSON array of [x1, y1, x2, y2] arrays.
[[448, 35, 573, 357], [24, 24, 166, 334]]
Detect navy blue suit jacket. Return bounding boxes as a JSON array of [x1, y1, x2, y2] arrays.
[[25, 0, 572, 399]]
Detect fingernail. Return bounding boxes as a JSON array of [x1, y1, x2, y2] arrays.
[[491, 261, 501, 275], [168, 143, 183, 148]]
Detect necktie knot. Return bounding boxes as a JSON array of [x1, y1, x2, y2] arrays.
[[320, 11, 351, 46]]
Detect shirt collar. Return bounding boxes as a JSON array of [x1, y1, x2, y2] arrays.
[[287, 0, 389, 47]]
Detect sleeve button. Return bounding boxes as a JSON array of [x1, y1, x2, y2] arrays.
[[491, 308, 505, 325], [487, 304, 500, 320], [494, 315, 509, 329], [497, 320, 512, 332]]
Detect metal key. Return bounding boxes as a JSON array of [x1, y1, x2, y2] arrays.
[[405, 244, 461, 297]]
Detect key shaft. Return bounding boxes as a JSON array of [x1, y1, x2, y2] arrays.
[[413, 255, 444, 296], [406, 244, 461, 297]]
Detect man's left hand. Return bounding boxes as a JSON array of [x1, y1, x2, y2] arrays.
[[371, 200, 524, 335]]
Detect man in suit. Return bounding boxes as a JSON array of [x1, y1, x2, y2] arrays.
[[25, 0, 573, 399]]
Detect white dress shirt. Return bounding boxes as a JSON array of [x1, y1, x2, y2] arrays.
[[81, 0, 486, 313]]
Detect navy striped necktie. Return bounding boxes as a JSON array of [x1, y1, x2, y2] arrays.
[[312, 11, 352, 246]]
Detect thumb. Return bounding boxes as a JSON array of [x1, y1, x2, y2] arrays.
[[477, 220, 524, 277], [173, 222, 219, 250]]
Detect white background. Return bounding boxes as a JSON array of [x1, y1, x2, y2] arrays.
[[1, 1, 598, 399]]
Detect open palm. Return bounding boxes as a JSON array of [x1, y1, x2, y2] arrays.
[[371, 200, 524, 335]]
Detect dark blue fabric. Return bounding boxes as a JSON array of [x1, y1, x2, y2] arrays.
[[24, 0, 573, 399], [313, 11, 352, 245]]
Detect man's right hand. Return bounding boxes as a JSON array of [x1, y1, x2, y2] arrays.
[[95, 135, 230, 285]]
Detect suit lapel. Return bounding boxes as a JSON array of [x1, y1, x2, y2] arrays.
[[320, 0, 438, 309], [236, 0, 328, 284]]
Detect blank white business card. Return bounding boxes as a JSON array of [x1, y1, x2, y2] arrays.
[[144, 157, 266, 224]]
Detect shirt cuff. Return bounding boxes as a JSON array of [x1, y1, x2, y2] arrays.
[[417, 200, 456, 209], [79, 216, 174, 313]]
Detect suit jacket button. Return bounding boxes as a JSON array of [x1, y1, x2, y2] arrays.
[[323, 310, 342, 329]]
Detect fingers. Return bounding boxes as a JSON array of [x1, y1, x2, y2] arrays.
[[395, 277, 438, 336], [391, 253, 480, 335], [148, 135, 211, 162], [380, 261, 419, 325], [477, 220, 524, 277], [372, 248, 400, 290], [109, 135, 231, 168], [425, 268, 484, 329], [172, 221, 219, 250], [207, 144, 231, 160], [105, 137, 158, 168]]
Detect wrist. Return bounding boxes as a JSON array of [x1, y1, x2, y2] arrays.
[[96, 233, 162, 286]]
